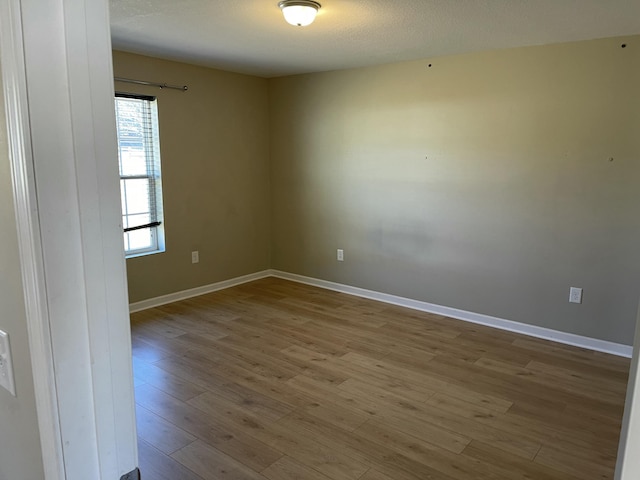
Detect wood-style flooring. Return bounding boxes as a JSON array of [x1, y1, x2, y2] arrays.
[[131, 277, 630, 480]]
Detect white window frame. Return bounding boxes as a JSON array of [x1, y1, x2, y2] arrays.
[[114, 93, 165, 258]]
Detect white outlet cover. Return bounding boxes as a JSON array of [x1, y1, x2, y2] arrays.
[[0, 330, 16, 396], [569, 287, 583, 304]]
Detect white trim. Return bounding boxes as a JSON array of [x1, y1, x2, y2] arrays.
[[0, 1, 65, 478], [271, 270, 633, 358], [129, 270, 273, 312], [615, 303, 640, 478], [2, 0, 138, 477], [130, 268, 632, 358], [67, 0, 140, 475]]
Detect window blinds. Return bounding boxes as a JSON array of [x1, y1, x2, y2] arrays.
[[115, 94, 164, 253]]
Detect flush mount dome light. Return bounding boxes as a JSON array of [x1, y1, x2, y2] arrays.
[[278, 0, 321, 27]]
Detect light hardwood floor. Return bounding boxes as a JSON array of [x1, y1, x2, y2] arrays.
[[131, 277, 630, 480]]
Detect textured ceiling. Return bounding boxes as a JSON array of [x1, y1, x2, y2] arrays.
[[109, 0, 640, 78]]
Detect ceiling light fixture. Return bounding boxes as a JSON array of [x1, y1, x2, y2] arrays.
[[278, 0, 321, 27]]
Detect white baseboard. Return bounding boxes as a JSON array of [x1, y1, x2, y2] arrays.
[[128, 270, 272, 313], [129, 268, 633, 358], [271, 270, 633, 358]]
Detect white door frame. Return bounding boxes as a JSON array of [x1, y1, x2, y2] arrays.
[[616, 308, 640, 479], [0, 0, 138, 478]]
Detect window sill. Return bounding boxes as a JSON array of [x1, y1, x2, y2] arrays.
[[125, 248, 165, 260]]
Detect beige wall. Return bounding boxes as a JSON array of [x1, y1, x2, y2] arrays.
[[269, 36, 640, 345], [113, 52, 271, 303], [0, 67, 45, 480]]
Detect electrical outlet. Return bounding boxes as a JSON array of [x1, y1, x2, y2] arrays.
[[0, 330, 16, 396], [337, 249, 344, 262], [569, 287, 583, 304], [191, 251, 199, 264]]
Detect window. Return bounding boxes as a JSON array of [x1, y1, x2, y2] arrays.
[[114, 94, 165, 257]]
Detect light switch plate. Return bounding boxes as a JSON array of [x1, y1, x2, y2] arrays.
[[0, 330, 16, 396]]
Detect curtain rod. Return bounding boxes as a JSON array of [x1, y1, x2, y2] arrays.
[[114, 77, 188, 91]]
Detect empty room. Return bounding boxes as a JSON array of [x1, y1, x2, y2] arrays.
[[1, 1, 640, 480]]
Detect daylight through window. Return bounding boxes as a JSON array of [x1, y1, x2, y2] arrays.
[[115, 94, 165, 257]]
